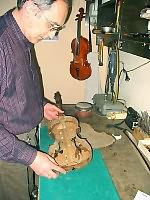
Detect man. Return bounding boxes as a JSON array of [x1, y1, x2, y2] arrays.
[[0, 0, 69, 199]]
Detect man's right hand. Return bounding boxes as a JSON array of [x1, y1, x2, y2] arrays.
[[29, 151, 66, 179]]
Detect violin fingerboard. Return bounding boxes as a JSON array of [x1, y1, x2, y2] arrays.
[[54, 91, 62, 109]]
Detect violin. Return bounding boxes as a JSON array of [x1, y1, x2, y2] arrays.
[[70, 7, 92, 81], [48, 115, 92, 171], [49, 91, 92, 171]]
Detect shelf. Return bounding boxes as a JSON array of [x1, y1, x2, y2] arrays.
[[101, 0, 116, 7], [121, 34, 150, 44]]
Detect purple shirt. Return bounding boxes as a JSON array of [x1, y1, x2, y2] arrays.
[[0, 9, 44, 165]]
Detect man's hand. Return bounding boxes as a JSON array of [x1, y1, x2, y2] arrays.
[[30, 151, 66, 179], [44, 103, 64, 120]]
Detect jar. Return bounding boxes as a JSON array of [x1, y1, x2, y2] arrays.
[[75, 102, 93, 118]]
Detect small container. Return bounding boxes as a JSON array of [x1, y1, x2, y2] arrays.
[[75, 102, 93, 118]]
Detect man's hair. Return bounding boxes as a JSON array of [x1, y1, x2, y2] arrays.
[[17, 0, 68, 10]]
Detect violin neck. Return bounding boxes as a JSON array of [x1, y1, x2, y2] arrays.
[[76, 20, 81, 55]]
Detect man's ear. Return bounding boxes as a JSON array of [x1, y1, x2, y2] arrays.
[[23, 0, 39, 17]]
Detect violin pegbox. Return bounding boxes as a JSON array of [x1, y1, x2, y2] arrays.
[[75, 7, 86, 22]]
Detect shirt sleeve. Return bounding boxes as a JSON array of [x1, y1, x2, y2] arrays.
[[43, 97, 58, 107], [0, 45, 37, 165], [0, 45, 7, 101], [0, 124, 37, 165], [43, 97, 49, 106]]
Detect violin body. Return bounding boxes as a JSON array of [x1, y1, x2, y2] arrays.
[[48, 115, 92, 171], [70, 36, 91, 80]]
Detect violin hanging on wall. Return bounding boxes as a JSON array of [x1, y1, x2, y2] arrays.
[[70, 7, 92, 81]]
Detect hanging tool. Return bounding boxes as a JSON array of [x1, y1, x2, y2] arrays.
[[108, 46, 117, 96], [98, 35, 104, 66]]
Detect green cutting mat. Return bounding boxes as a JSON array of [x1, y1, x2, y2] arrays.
[[39, 126, 120, 200]]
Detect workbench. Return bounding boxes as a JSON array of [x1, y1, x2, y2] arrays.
[[39, 126, 120, 200], [39, 104, 150, 200]]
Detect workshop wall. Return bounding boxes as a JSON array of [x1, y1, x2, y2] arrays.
[[0, 0, 94, 103], [0, 0, 108, 104], [35, 1, 86, 104], [119, 51, 150, 114], [1, 1, 150, 113], [0, 1, 15, 12], [34, 0, 102, 104]]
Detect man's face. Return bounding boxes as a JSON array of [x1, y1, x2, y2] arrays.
[[23, 0, 68, 43]]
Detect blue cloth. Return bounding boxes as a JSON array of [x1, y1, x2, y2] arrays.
[[39, 126, 121, 200]]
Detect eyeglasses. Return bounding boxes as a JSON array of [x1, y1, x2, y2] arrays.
[[41, 14, 65, 33], [34, 2, 66, 33], [49, 22, 65, 32]]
